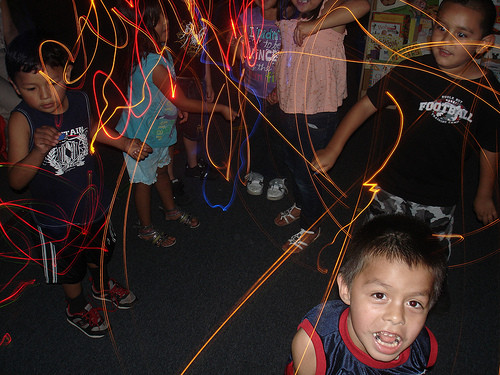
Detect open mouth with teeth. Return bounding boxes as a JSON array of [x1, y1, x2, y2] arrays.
[[373, 331, 402, 352]]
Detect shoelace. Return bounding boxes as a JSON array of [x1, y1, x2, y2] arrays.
[[289, 229, 311, 243], [246, 173, 261, 182], [280, 204, 296, 218], [269, 180, 284, 189], [81, 306, 104, 326], [108, 280, 128, 302]]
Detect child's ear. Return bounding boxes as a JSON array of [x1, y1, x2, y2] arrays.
[[337, 274, 351, 305], [64, 65, 73, 82], [476, 34, 495, 55], [8, 78, 21, 96]]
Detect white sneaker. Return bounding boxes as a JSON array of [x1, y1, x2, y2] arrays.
[[245, 172, 264, 195], [267, 178, 287, 201]]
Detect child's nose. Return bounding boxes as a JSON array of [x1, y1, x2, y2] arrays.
[[383, 303, 405, 325], [40, 84, 53, 99], [441, 31, 455, 43]]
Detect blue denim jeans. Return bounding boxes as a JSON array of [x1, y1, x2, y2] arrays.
[[281, 111, 338, 229]]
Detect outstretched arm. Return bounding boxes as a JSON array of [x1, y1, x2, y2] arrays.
[[294, 0, 370, 46], [92, 121, 153, 161], [313, 95, 377, 172], [152, 63, 236, 121], [473, 149, 498, 225]]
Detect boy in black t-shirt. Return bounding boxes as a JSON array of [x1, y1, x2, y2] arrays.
[[6, 32, 146, 338], [313, 0, 499, 255]]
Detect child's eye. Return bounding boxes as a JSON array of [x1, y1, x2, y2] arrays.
[[408, 300, 423, 309], [372, 292, 386, 300], [457, 32, 467, 38]]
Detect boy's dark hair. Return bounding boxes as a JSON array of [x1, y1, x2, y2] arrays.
[[339, 214, 447, 306], [439, 0, 496, 37], [6, 31, 69, 82]]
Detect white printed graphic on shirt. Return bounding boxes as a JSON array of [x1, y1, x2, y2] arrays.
[[418, 96, 473, 124], [45, 126, 88, 176]]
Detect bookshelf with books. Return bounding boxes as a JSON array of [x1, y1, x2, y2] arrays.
[[480, 0, 500, 82], [359, 0, 500, 96], [359, 0, 438, 97]]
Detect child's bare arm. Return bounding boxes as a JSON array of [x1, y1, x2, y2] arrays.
[[92, 122, 152, 161], [313, 95, 377, 172], [204, 62, 214, 103], [291, 328, 317, 375], [473, 149, 498, 225], [152, 64, 237, 121], [7, 112, 59, 190], [294, 0, 370, 46]]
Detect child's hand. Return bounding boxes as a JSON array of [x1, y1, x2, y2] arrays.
[[294, 20, 317, 46], [312, 148, 336, 172], [126, 138, 153, 161], [473, 195, 498, 225], [266, 89, 278, 105], [206, 84, 214, 103], [221, 105, 238, 121], [33, 126, 61, 155], [178, 110, 189, 124]]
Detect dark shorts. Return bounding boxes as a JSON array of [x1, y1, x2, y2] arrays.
[[176, 77, 207, 141], [34, 216, 115, 284]]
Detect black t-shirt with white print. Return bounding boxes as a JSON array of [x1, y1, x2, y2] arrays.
[[366, 54, 500, 206]]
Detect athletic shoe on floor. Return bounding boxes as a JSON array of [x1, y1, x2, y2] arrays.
[[266, 178, 287, 201], [92, 278, 137, 309], [66, 303, 108, 338], [245, 172, 264, 195]]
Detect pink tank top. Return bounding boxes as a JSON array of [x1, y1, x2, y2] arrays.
[[276, 19, 347, 114]]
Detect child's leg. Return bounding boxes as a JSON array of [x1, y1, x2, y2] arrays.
[[157, 163, 200, 228], [63, 283, 86, 314], [135, 182, 153, 227], [281, 111, 337, 231], [84, 219, 137, 308], [155, 165, 176, 211], [184, 136, 198, 169], [167, 146, 175, 180], [266, 102, 288, 179]]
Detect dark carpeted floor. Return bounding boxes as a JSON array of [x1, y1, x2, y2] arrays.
[[1, 3, 499, 374], [1, 105, 499, 374]]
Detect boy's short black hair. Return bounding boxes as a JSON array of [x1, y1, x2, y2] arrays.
[[439, 0, 496, 37], [6, 31, 69, 82], [339, 214, 447, 306]]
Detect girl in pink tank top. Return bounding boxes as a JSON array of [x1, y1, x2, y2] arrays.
[[273, 0, 369, 253]]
